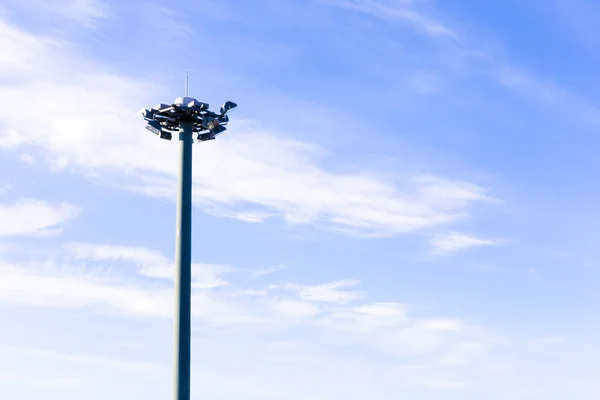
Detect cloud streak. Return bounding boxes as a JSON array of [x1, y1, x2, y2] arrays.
[[63, 242, 233, 289], [270, 280, 365, 304], [320, 0, 457, 39], [430, 232, 503, 254], [9, 0, 110, 27], [251, 264, 289, 278], [0, 199, 80, 237], [0, 241, 494, 363], [0, 17, 491, 237]]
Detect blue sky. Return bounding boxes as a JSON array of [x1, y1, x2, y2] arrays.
[[1, 0, 599, 398]]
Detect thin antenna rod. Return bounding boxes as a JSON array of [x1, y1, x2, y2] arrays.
[[185, 72, 189, 97]]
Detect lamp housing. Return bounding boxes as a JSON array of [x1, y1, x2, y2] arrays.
[[220, 101, 237, 115]]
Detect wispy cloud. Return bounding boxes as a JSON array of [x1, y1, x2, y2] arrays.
[[63, 242, 233, 289], [0, 257, 253, 325], [320, 0, 600, 127], [0, 241, 494, 362], [0, 130, 26, 148], [19, 153, 34, 164], [532, 336, 567, 345], [496, 65, 600, 124], [316, 302, 490, 359], [64, 242, 167, 265], [435, 341, 488, 367], [0, 261, 173, 317], [251, 263, 289, 278], [0, 344, 168, 376], [321, 0, 457, 39], [269, 299, 322, 320], [0, 199, 80, 237], [0, 17, 490, 237], [270, 280, 365, 304], [430, 232, 503, 254], [9, 0, 110, 27]]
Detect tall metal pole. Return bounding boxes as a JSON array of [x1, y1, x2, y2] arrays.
[[140, 88, 236, 400], [173, 120, 193, 400]]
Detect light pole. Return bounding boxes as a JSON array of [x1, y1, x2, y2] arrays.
[[139, 90, 237, 400]]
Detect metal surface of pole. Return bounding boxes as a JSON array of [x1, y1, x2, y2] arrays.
[[173, 120, 193, 400]]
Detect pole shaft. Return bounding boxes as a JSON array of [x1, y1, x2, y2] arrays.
[[174, 121, 193, 400]]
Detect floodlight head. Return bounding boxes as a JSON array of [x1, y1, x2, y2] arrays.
[[145, 120, 162, 136], [220, 101, 237, 115], [173, 97, 198, 107], [197, 132, 216, 142], [142, 94, 236, 143], [152, 103, 171, 111], [160, 131, 172, 141], [187, 100, 209, 111], [201, 117, 220, 131], [139, 108, 155, 120], [210, 125, 227, 136]]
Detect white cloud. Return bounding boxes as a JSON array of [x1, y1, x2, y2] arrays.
[[251, 263, 289, 278], [532, 336, 567, 344], [418, 318, 463, 332], [64, 242, 166, 265], [19, 153, 34, 164], [229, 211, 273, 223], [269, 300, 321, 319], [317, 303, 488, 358], [354, 302, 407, 317], [238, 289, 268, 296], [436, 341, 488, 366], [0, 130, 25, 148], [430, 232, 503, 254], [0, 242, 493, 358], [11, 0, 109, 27], [320, 0, 600, 128], [0, 17, 491, 237], [388, 365, 469, 391], [0, 257, 249, 325], [0, 344, 168, 376], [0, 244, 13, 254], [271, 280, 364, 304], [63, 242, 232, 289], [496, 65, 600, 124], [0, 199, 80, 237], [322, 303, 409, 333], [0, 240, 511, 398], [0, 262, 173, 317], [321, 0, 457, 38]]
